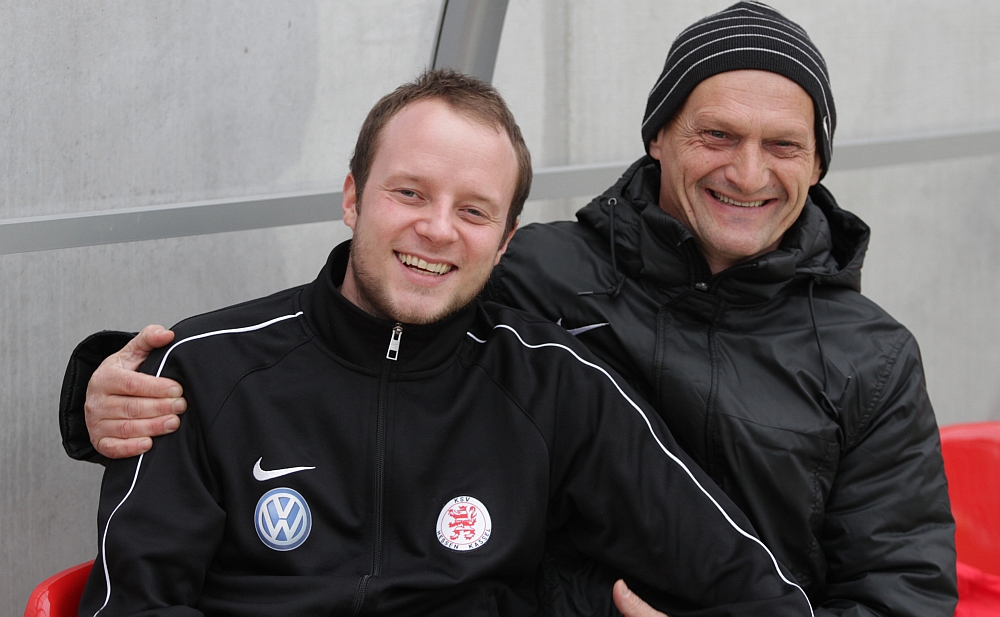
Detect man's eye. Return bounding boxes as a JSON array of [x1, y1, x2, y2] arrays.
[[398, 189, 417, 198], [461, 206, 493, 222], [770, 141, 805, 155], [707, 130, 727, 139]]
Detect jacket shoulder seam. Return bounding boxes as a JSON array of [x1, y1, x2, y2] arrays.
[[850, 328, 912, 448], [459, 352, 551, 456], [205, 333, 316, 437]]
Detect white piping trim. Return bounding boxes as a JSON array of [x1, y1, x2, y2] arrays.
[[466, 324, 814, 616], [93, 455, 144, 616], [92, 311, 304, 616]]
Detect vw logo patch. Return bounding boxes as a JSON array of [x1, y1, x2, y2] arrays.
[[436, 495, 492, 551], [255, 487, 312, 551]]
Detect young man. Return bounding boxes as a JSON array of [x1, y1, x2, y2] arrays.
[[77, 70, 810, 616]]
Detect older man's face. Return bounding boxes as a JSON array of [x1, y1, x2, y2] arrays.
[[340, 99, 519, 324], [649, 70, 822, 274]]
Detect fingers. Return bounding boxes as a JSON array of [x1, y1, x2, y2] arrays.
[[98, 413, 181, 440], [85, 327, 187, 459], [613, 580, 668, 617], [95, 437, 154, 460], [93, 364, 183, 400], [118, 325, 175, 370], [87, 392, 187, 422], [91, 329, 183, 401], [91, 413, 182, 459], [86, 392, 186, 459]]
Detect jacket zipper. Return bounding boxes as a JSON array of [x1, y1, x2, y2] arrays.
[[352, 323, 403, 615], [684, 243, 752, 484], [699, 260, 762, 293]]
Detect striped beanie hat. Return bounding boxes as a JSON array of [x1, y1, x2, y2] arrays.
[[641, 1, 836, 178]]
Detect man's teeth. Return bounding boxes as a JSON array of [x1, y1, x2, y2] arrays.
[[712, 191, 766, 208], [395, 252, 453, 275]]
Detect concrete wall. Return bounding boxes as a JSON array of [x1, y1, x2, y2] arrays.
[[2, 0, 998, 613]]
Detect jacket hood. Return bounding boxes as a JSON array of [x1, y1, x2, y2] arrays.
[[576, 156, 870, 302]]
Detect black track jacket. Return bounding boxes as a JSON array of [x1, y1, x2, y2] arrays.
[[77, 242, 812, 617]]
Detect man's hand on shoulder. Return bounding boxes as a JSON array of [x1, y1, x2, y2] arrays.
[[85, 325, 187, 459], [613, 580, 668, 617]]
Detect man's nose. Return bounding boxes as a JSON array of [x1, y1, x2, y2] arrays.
[[726, 142, 769, 195], [415, 201, 460, 245]]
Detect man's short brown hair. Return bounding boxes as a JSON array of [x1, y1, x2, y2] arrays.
[[349, 69, 531, 238]]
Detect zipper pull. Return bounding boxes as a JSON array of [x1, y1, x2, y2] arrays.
[[385, 324, 403, 361]]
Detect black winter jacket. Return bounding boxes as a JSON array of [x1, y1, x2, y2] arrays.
[[488, 156, 957, 617], [77, 242, 813, 617]]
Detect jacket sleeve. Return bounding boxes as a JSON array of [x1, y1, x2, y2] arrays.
[[544, 350, 813, 617], [60, 330, 136, 464], [77, 349, 224, 617], [815, 332, 957, 617]]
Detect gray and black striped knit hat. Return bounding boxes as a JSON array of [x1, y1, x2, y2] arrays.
[[641, 1, 836, 178]]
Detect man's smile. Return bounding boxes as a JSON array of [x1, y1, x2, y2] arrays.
[[708, 189, 771, 208], [395, 251, 455, 276]]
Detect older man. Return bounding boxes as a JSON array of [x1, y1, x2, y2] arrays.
[[75, 70, 811, 617], [63, 3, 955, 616], [490, 4, 955, 616]]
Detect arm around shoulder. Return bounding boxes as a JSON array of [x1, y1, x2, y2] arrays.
[[60, 330, 136, 463], [60, 325, 186, 463]]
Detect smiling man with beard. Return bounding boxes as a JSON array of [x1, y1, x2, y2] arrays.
[[75, 70, 811, 617]]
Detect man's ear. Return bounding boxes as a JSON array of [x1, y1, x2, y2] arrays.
[[493, 218, 519, 266], [342, 173, 358, 231], [647, 125, 668, 162]]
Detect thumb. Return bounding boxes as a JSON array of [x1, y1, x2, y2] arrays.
[[613, 579, 667, 617], [119, 325, 175, 369]]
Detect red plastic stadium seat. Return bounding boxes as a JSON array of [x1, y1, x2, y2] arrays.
[[23, 560, 92, 617], [940, 422, 1000, 616], [956, 561, 1000, 617]]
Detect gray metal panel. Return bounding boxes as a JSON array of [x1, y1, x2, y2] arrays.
[[530, 162, 631, 201], [432, 0, 509, 82], [0, 192, 343, 255], [4, 129, 1000, 255], [831, 128, 1000, 171]]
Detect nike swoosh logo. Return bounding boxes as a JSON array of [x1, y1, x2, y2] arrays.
[[566, 322, 609, 336], [252, 457, 315, 482]]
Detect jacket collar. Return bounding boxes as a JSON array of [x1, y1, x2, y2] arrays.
[[577, 156, 870, 304], [301, 241, 477, 373]]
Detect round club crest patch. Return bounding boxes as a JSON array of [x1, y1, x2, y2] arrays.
[[436, 495, 492, 551], [255, 487, 312, 551]]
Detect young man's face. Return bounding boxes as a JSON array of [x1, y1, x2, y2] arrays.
[[649, 70, 823, 274], [340, 98, 519, 324]]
